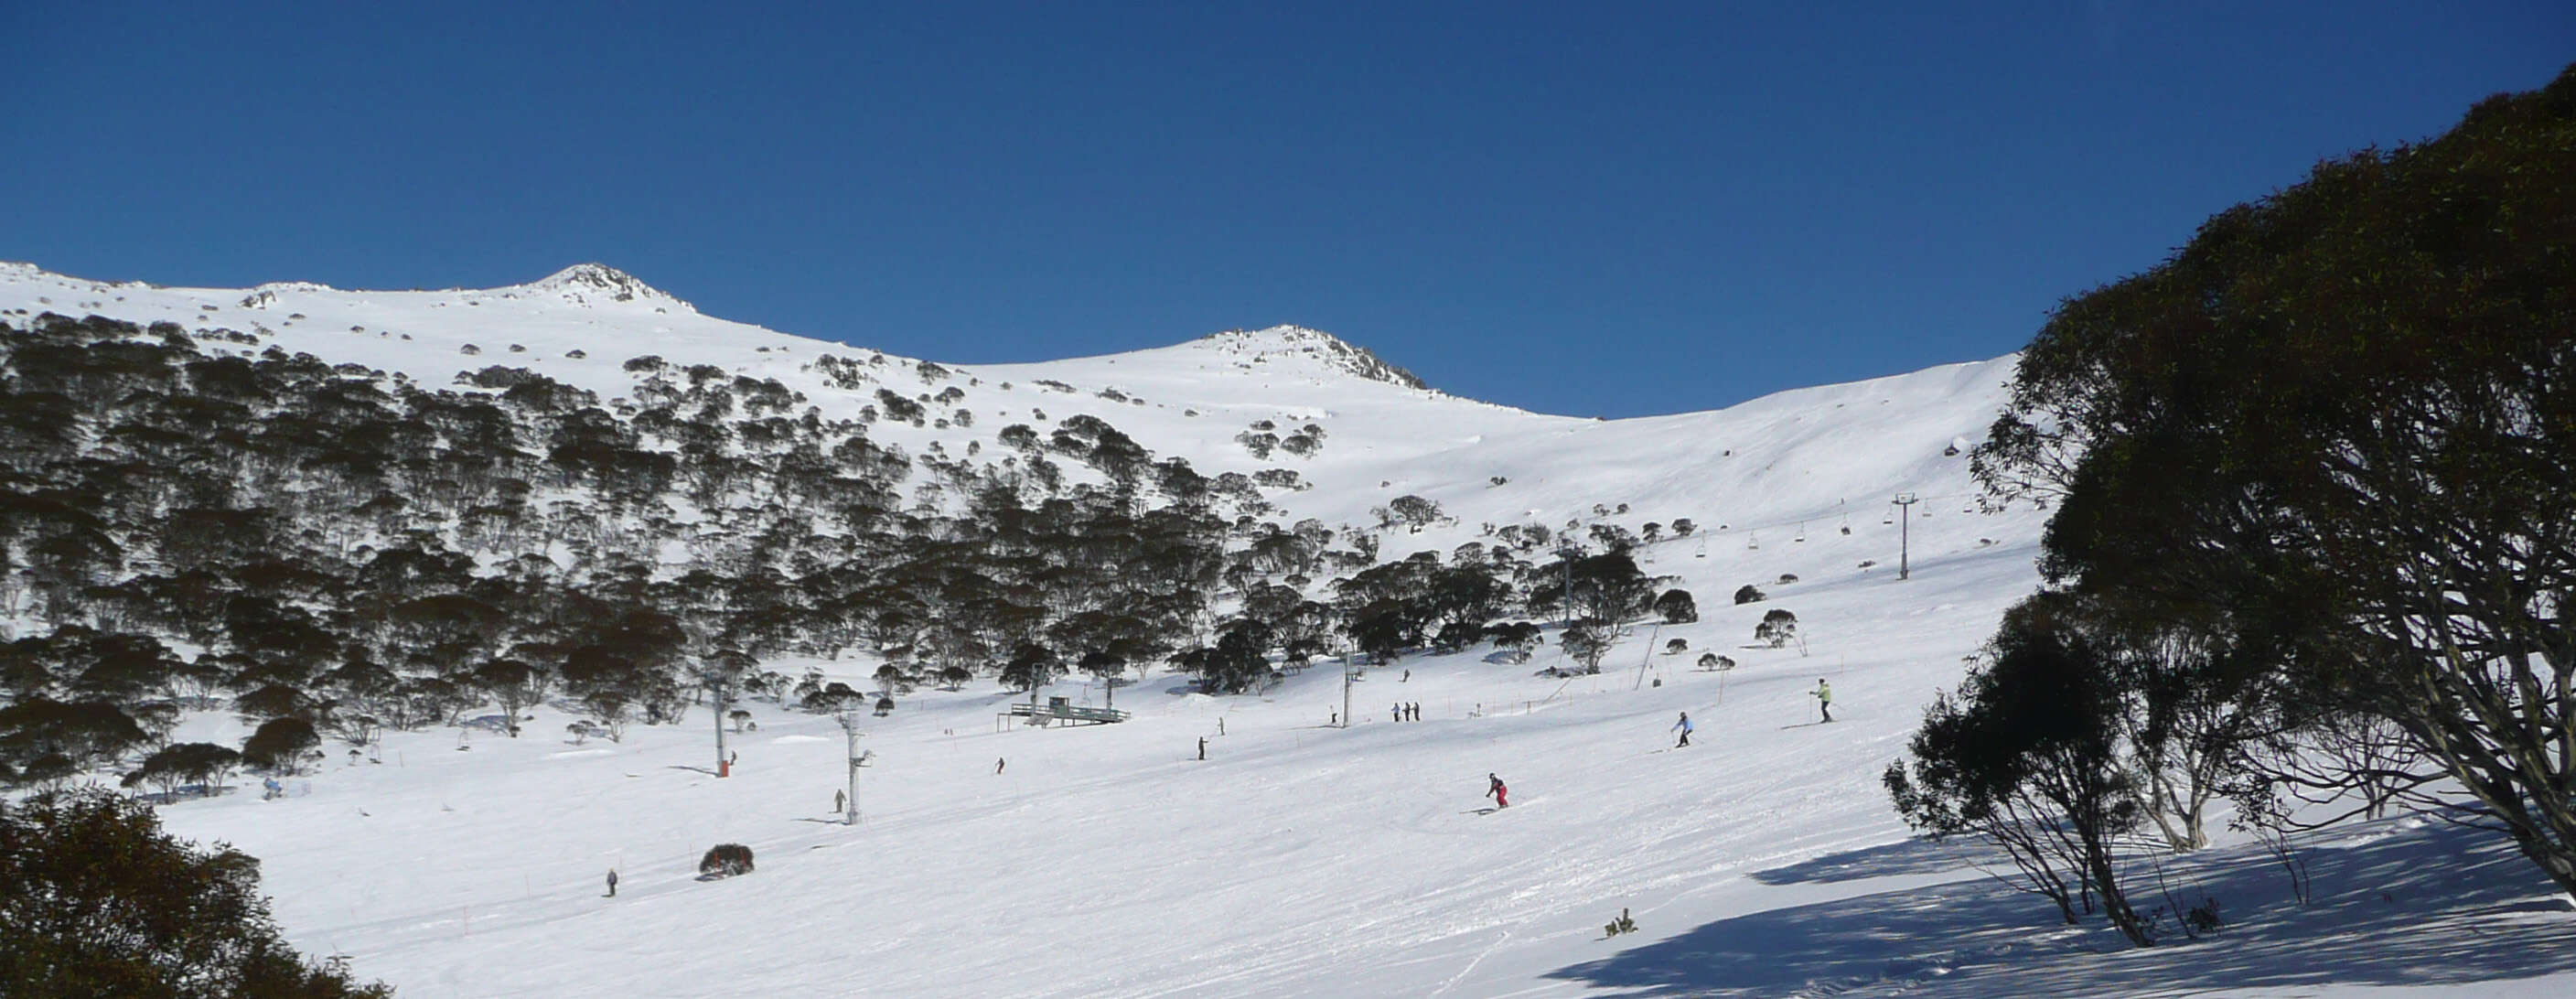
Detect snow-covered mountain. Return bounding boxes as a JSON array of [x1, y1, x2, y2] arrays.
[[6, 263, 2565, 998], [0, 262, 2013, 564]]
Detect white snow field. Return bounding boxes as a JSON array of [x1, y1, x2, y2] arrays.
[[6, 263, 2573, 997]]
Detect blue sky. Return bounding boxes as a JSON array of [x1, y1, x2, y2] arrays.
[[2, 3, 2567, 417]]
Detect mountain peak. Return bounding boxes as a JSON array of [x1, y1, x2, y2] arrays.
[[1192, 325, 1429, 391], [523, 263, 688, 309]]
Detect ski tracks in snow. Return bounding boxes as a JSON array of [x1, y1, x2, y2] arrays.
[[1428, 929, 1512, 997]]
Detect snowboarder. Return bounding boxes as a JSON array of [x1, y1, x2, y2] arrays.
[[1672, 711, 1693, 747], [1402, 669, 1411, 682], [1197, 736, 1207, 761], [261, 778, 281, 800], [834, 790, 845, 814], [995, 757, 1006, 775], [1814, 679, 1834, 723], [1487, 772, 1509, 809], [606, 868, 618, 897]]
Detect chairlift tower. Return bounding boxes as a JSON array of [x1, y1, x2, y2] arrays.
[[1892, 493, 1922, 579], [1342, 656, 1355, 729], [832, 709, 870, 825]]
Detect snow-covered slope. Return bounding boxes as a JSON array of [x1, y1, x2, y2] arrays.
[[0, 262, 2013, 565], [9, 263, 2567, 997]]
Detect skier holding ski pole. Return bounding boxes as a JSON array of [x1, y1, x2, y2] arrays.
[[1671, 711, 1693, 747]]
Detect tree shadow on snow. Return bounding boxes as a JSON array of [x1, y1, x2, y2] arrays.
[[1750, 835, 2005, 885], [1547, 817, 2576, 996]]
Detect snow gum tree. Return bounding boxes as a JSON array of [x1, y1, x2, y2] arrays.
[[1885, 594, 2156, 946], [0, 788, 391, 996], [1971, 66, 2576, 898]]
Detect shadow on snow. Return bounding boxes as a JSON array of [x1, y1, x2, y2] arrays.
[[1547, 817, 2576, 996]]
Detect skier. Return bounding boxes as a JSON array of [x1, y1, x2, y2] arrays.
[[1487, 772, 1509, 809], [606, 868, 618, 897], [1411, 703, 1421, 722], [1393, 704, 1402, 723], [995, 757, 1006, 775], [1814, 679, 1834, 723], [1197, 736, 1208, 760], [834, 790, 846, 814], [1672, 711, 1693, 747]]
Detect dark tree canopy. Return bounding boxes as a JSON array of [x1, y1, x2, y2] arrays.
[[0, 789, 391, 997], [1970, 66, 2576, 897]]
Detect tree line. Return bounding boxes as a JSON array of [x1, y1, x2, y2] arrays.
[[0, 311, 1706, 792]]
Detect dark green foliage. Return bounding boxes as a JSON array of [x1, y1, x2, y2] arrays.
[[123, 742, 242, 800], [1384, 494, 1443, 532], [1347, 606, 1415, 666], [240, 717, 319, 774], [0, 698, 145, 786], [1559, 618, 1623, 674], [1486, 621, 1542, 658], [1189, 620, 1276, 694], [1433, 620, 1487, 653], [1754, 609, 1798, 649], [698, 843, 754, 877], [1652, 588, 1697, 624], [1076, 650, 1125, 684], [1732, 584, 1764, 606], [1530, 552, 1660, 623], [998, 644, 1062, 693], [0, 788, 391, 997], [1885, 595, 2153, 945], [1970, 65, 2576, 897]]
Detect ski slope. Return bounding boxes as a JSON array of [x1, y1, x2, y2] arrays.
[[7, 263, 2572, 996]]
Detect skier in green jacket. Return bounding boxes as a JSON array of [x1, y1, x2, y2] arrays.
[[1813, 679, 1833, 723]]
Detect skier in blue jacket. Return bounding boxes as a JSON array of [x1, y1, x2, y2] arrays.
[[1671, 712, 1694, 747]]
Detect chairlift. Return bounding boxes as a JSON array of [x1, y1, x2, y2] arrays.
[[1693, 536, 1708, 559], [1839, 512, 1852, 535], [1746, 532, 1761, 551], [1794, 521, 1807, 543]]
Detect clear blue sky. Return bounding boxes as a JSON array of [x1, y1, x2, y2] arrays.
[[3, 3, 2567, 417]]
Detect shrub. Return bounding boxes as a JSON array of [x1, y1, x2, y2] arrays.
[[699, 843, 755, 877], [1755, 609, 1799, 649], [240, 717, 319, 774]]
